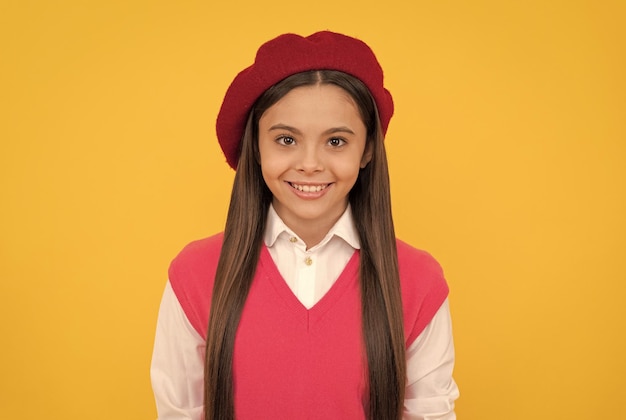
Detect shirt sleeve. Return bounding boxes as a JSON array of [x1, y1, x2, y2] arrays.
[[404, 298, 459, 420], [151, 281, 205, 420]]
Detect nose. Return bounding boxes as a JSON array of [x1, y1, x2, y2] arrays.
[[296, 145, 323, 174]]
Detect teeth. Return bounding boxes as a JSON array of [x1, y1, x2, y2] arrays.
[[291, 183, 328, 192]]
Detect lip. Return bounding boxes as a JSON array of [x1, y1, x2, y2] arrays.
[[286, 181, 332, 199]]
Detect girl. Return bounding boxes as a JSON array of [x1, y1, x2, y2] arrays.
[[151, 31, 458, 420]]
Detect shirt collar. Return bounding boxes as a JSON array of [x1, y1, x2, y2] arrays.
[[264, 204, 361, 250]]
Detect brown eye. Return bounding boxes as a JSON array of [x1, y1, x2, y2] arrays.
[[328, 137, 346, 147], [277, 135, 295, 145]]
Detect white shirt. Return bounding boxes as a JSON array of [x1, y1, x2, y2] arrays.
[[151, 205, 459, 419]]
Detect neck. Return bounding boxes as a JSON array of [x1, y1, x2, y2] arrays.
[[272, 202, 348, 250], [294, 224, 330, 250]]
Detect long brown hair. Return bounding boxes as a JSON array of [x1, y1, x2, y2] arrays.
[[205, 70, 405, 420]]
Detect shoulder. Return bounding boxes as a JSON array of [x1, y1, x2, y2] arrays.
[[168, 232, 224, 280], [395, 238, 450, 344], [396, 238, 445, 279], [167, 232, 224, 339]]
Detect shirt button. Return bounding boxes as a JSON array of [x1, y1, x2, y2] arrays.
[[289, 237, 298, 243], [304, 256, 313, 266]]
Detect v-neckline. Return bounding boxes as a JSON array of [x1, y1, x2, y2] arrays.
[[257, 245, 360, 329]]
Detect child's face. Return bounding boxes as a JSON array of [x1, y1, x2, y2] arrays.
[[258, 84, 371, 235]]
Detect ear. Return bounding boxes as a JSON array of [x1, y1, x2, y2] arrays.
[[360, 141, 373, 168]]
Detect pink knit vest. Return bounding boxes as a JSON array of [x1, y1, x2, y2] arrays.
[[169, 233, 449, 419]]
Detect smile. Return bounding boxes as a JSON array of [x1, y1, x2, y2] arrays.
[[288, 182, 330, 193]]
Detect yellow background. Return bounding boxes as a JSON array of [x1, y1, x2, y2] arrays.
[[1, 0, 624, 418]]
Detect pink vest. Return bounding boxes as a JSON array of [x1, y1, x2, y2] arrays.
[[169, 233, 449, 419]]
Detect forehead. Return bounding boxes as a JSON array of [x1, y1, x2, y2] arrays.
[[259, 84, 363, 127]]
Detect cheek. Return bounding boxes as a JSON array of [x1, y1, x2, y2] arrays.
[[259, 164, 274, 186], [257, 145, 273, 176], [338, 153, 365, 177], [258, 139, 283, 166], [259, 158, 284, 192], [334, 163, 362, 190]]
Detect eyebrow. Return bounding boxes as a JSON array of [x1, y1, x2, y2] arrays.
[[268, 124, 355, 135]]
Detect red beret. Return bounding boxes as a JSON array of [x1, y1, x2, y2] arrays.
[[216, 31, 394, 169]]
